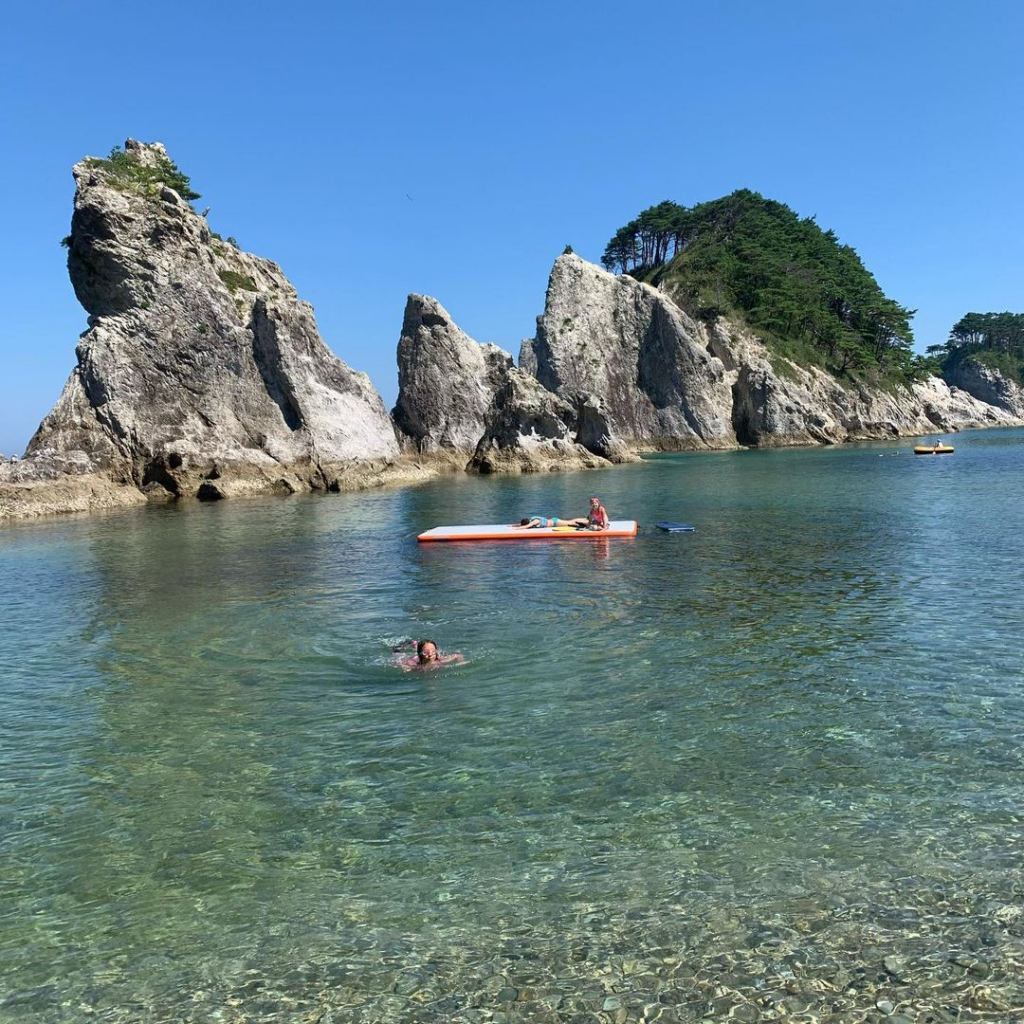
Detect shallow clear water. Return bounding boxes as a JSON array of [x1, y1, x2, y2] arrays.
[[2, 431, 1024, 1022]]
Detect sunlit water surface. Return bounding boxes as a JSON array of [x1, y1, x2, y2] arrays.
[[2, 431, 1024, 1023]]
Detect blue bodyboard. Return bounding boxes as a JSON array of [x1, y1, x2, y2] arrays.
[[655, 522, 695, 532]]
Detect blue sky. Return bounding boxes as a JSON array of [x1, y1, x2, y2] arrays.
[[2, 0, 1022, 455]]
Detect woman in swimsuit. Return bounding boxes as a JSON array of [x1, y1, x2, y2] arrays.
[[397, 639, 465, 671], [586, 497, 609, 531], [514, 498, 609, 530], [513, 515, 574, 529]]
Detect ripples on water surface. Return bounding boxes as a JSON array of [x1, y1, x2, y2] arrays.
[[2, 430, 1024, 1023]]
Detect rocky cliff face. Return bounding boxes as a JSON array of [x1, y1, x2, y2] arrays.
[[943, 357, 1024, 418], [469, 370, 610, 474], [392, 292, 613, 473], [518, 254, 1019, 452], [4, 148, 1022, 521], [2, 140, 412, 517], [716, 321, 1015, 446], [522, 255, 734, 450], [393, 295, 513, 455]]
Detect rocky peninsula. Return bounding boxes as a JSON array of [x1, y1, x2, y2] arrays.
[[2, 141, 1021, 520]]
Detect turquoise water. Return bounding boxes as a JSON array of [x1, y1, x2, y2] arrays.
[[2, 430, 1024, 1023]]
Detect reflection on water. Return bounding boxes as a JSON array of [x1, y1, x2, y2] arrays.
[[2, 430, 1024, 1022]]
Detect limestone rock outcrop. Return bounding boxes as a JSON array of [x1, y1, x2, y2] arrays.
[[521, 255, 735, 450], [911, 374, 1015, 428], [714, 321, 1018, 446], [518, 254, 1022, 452], [2, 139, 409, 518], [393, 295, 513, 455], [469, 370, 610, 474], [943, 357, 1024, 418], [5, 146, 1024, 521], [392, 292, 616, 473]]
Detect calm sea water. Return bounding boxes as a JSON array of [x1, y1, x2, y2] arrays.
[[2, 430, 1024, 1023]]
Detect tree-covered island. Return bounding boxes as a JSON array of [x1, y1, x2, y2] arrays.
[[927, 312, 1024, 384], [601, 190, 925, 386]]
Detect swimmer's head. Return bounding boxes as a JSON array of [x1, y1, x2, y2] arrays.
[[520, 518, 532, 526], [417, 639, 439, 663]]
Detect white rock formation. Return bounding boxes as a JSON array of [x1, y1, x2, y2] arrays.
[[944, 357, 1024, 418], [519, 254, 1022, 451], [717, 321, 1018, 446], [393, 294, 513, 454], [469, 370, 610, 474], [522, 255, 734, 450], [2, 139, 407, 517]]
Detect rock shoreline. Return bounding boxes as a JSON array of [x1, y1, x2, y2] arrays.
[[3, 140, 1023, 522]]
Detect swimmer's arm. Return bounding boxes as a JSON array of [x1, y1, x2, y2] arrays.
[[439, 653, 465, 665]]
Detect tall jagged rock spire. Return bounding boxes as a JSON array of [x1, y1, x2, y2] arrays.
[[8, 138, 402, 513], [393, 292, 610, 472], [393, 294, 514, 454], [521, 253, 735, 450]]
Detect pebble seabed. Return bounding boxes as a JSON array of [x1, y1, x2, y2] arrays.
[[10, 878, 1024, 1024]]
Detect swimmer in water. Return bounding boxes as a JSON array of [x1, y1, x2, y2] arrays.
[[397, 639, 465, 671]]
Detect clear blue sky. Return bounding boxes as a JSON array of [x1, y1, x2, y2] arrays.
[[2, 0, 1022, 455]]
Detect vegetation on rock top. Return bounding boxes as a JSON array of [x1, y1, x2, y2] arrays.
[[85, 145, 201, 202], [928, 312, 1024, 385], [602, 190, 924, 386]]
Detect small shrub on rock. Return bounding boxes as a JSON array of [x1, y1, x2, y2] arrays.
[[218, 269, 257, 293]]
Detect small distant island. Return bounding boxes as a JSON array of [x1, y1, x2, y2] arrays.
[[1, 141, 1022, 520]]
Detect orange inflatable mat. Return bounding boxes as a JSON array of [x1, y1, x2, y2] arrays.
[[417, 520, 639, 542]]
